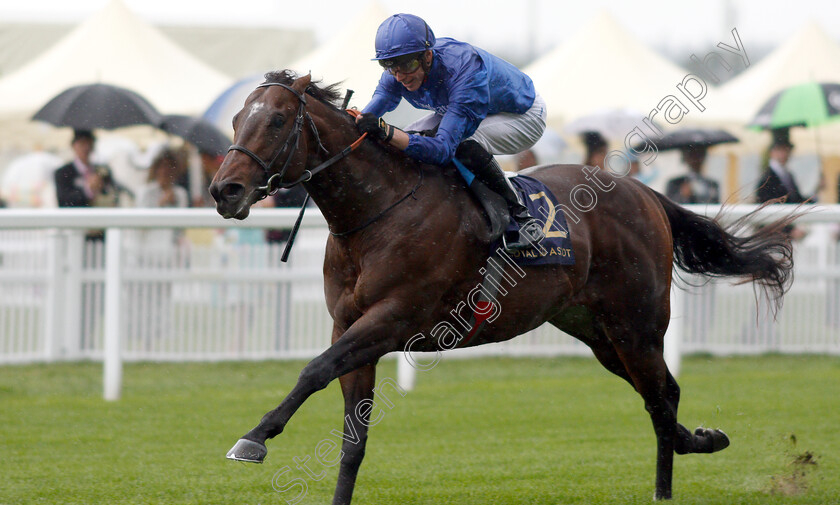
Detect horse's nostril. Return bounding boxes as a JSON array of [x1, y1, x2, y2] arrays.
[[212, 182, 245, 204], [222, 184, 245, 202]]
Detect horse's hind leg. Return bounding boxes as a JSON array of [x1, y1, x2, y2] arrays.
[[552, 313, 677, 498], [588, 332, 728, 455], [553, 315, 695, 455], [557, 311, 728, 499], [594, 316, 677, 500]]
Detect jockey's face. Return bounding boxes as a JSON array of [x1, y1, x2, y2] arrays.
[[388, 50, 432, 92]]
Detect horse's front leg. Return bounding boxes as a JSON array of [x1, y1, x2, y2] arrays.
[[332, 363, 376, 505], [226, 302, 404, 463]]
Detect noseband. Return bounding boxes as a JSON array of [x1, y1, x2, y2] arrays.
[[227, 82, 323, 198]]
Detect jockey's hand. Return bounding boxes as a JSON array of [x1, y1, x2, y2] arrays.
[[356, 113, 394, 142]]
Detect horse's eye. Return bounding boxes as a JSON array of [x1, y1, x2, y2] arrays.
[[271, 115, 285, 128]]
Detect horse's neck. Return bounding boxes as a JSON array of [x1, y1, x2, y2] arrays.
[[303, 118, 417, 234]]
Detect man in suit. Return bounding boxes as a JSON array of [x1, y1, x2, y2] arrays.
[[54, 129, 117, 240], [756, 127, 807, 204], [755, 127, 814, 244], [665, 145, 720, 204]]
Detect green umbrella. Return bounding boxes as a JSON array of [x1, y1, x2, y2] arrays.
[[748, 82, 840, 130]]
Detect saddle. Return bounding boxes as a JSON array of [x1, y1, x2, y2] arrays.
[[451, 158, 509, 244]]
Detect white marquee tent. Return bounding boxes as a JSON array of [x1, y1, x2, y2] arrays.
[[524, 11, 689, 131], [0, 0, 231, 124], [698, 22, 840, 126], [0, 21, 314, 80]]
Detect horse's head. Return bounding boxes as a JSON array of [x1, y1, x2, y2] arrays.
[[210, 72, 314, 219]]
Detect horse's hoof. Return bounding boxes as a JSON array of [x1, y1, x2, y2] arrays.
[[694, 427, 730, 453], [226, 438, 267, 463], [653, 490, 672, 500]]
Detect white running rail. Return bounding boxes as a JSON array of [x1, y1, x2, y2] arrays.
[[1, 205, 838, 399]]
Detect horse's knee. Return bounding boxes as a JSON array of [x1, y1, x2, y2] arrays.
[[340, 438, 367, 466], [299, 361, 333, 392]]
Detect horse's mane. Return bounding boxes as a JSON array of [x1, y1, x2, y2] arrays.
[[264, 70, 344, 109]]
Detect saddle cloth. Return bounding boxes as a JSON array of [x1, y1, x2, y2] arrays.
[[504, 174, 575, 266]]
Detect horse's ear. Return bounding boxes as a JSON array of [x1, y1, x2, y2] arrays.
[[292, 73, 312, 94]]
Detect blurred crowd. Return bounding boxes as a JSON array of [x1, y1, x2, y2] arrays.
[[0, 119, 835, 248], [12, 128, 308, 247], [511, 125, 834, 242]]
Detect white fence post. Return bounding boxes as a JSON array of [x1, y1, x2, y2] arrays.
[[396, 351, 416, 391], [43, 230, 64, 360], [63, 230, 84, 358], [103, 228, 124, 401]]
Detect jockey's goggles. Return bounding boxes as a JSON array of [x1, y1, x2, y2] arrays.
[[380, 53, 424, 75]]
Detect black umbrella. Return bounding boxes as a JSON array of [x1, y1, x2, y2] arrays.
[[635, 128, 738, 152], [159, 114, 231, 156], [32, 83, 162, 130]]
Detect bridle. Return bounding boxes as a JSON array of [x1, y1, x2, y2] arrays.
[[226, 80, 423, 238], [227, 82, 360, 199]]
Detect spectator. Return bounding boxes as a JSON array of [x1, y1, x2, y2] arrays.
[[54, 129, 119, 240], [665, 145, 720, 204], [756, 127, 808, 204], [582, 131, 607, 168], [755, 127, 816, 241], [137, 149, 189, 209], [133, 148, 189, 251]]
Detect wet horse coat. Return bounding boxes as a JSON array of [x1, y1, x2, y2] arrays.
[[210, 71, 795, 504]]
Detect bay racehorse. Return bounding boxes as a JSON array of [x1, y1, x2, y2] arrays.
[[209, 70, 796, 503]]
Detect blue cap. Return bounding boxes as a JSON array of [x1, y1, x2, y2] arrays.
[[373, 14, 436, 61]]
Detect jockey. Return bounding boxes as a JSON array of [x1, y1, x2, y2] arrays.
[[356, 13, 547, 250]]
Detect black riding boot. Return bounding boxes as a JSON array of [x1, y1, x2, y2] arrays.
[[456, 140, 545, 250]]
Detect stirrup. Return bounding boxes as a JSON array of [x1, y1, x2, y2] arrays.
[[503, 219, 545, 251]]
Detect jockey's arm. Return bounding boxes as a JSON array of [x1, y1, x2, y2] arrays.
[[388, 128, 410, 150]]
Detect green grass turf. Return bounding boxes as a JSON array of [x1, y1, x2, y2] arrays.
[[0, 355, 837, 504]]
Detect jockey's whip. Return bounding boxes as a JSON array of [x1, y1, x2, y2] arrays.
[[341, 89, 354, 110], [281, 194, 310, 263]]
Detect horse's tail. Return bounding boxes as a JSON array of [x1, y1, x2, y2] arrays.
[[654, 192, 798, 310]]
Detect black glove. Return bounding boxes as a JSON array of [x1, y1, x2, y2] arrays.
[[357, 113, 395, 142]]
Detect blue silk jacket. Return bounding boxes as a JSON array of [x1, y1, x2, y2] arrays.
[[362, 38, 536, 165]]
